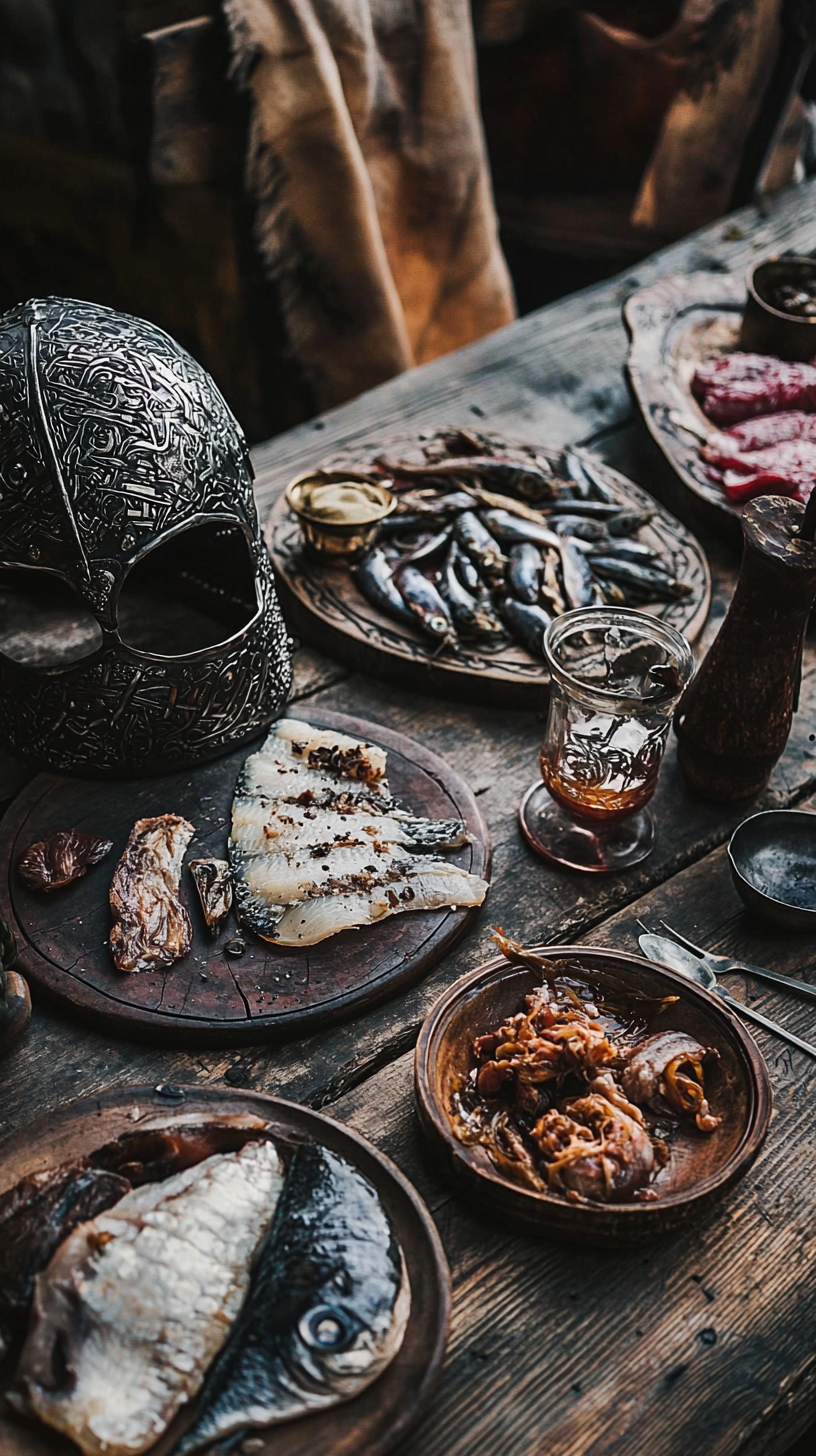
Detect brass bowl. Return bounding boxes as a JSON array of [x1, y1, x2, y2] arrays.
[[739, 256, 816, 362], [285, 470, 395, 563]]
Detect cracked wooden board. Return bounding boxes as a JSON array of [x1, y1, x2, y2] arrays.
[[0, 710, 490, 1046]]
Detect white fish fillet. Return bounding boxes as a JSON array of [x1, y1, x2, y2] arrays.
[[231, 798, 470, 856], [230, 718, 487, 945], [273, 867, 489, 946], [14, 1141, 284, 1456]]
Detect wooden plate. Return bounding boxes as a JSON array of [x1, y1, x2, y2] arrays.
[[625, 271, 747, 535], [415, 945, 772, 1246], [0, 1083, 450, 1456], [0, 709, 490, 1046], [267, 435, 711, 710]]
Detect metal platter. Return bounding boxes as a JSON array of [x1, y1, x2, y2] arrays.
[[625, 271, 747, 532], [267, 434, 712, 710]]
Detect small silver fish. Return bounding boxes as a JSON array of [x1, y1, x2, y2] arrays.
[[502, 598, 553, 657], [607, 509, 655, 537], [454, 511, 506, 580], [559, 537, 595, 609], [171, 1142, 411, 1456], [395, 564, 455, 642], [507, 542, 542, 604], [442, 548, 504, 637], [452, 540, 481, 593], [589, 557, 692, 600], [479, 509, 560, 551], [354, 549, 416, 627]]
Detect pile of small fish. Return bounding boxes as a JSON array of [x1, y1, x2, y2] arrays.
[[343, 429, 691, 659], [230, 718, 488, 946], [452, 931, 721, 1204], [1, 1115, 410, 1456]]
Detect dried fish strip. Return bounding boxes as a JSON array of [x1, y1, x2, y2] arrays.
[[230, 719, 487, 947], [109, 815, 195, 973], [189, 859, 233, 937], [18, 829, 113, 893]]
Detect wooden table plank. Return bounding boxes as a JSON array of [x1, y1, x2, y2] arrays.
[[324, 795, 816, 1456]]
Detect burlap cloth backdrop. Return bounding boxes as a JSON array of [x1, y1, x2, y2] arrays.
[[222, 0, 516, 410]]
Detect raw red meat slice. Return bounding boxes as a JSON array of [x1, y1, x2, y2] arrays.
[[701, 439, 816, 502], [693, 354, 816, 425], [718, 411, 816, 452], [692, 353, 778, 395]]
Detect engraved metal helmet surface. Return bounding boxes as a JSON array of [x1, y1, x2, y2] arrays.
[[0, 297, 292, 775]]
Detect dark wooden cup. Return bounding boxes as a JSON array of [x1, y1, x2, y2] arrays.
[[739, 256, 816, 362]]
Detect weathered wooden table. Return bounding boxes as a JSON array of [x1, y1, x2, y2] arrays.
[[4, 180, 816, 1456]]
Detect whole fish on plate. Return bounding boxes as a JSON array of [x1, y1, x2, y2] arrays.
[[12, 1140, 284, 1456], [229, 719, 488, 946], [172, 1142, 410, 1455]]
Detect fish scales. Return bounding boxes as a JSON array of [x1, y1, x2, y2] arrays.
[[172, 1143, 410, 1456], [13, 1141, 285, 1456], [230, 719, 487, 946]]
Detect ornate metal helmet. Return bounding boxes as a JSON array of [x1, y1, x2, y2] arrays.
[[0, 298, 292, 775]]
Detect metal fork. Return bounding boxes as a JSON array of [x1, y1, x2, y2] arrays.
[[660, 920, 816, 1003]]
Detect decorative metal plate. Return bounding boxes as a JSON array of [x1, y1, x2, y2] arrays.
[[267, 436, 711, 710], [625, 271, 747, 528]]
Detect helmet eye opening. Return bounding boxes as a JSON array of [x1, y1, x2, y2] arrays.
[[118, 520, 260, 658], [0, 567, 103, 668]]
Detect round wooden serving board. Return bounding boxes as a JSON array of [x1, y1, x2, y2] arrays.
[[0, 1083, 451, 1456], [267, 438, 711, 710], [625, 271, 747, 537], [415, 946, 772, 1246], [0, 709, 490, 1045]]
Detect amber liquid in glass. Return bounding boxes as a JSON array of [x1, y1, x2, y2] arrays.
[[540, 736, 662, 824]]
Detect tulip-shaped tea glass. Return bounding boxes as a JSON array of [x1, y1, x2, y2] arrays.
[[520, 608, 694, 872]]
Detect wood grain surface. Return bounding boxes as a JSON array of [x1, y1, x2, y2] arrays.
[[0, 1085, 450, 1456], [268, 441, 711, 708], [4, 179, 816, 1456], [0, 710, 489, 1045]]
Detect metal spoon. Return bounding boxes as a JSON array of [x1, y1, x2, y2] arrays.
[[639, 931, 816, 1060]]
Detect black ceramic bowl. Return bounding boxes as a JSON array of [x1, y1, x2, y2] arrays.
[[728, 809, 816, 930], [739, 256, 816, 362]]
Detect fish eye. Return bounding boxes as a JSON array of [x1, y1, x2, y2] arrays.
[[300, 1304, 357, 1352]]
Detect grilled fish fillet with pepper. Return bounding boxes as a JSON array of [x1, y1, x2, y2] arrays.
[[230, 718, 487, 946], [12, 1140, 284, 1456]]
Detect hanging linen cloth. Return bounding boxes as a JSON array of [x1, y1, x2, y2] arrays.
[[223, 0, 516, 410]]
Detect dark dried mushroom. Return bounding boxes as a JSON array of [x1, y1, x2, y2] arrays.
[[18, 830, 113, 893], [189, 859, 233, 937]]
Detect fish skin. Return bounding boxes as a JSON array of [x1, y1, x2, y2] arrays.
[[13, 1142, 284, 1456], [354, 549, 416, 627], [172, 1143, 410, 1456], [559, 537, 595, 609], [394, 564, 455, 641], [454, 511, 506, 579], [0, 1162, 131, 1363], [502, 598, 553, 657], [479, 508, 560, 550], [442, 547, 503, 637], [507, 542, 543, 603]]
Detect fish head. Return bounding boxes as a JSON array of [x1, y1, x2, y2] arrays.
[[290, 1250, 411, 1395], [273, 1146, 412, 1405]]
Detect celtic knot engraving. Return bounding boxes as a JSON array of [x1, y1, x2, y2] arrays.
[[0, 298, 292, 775]]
